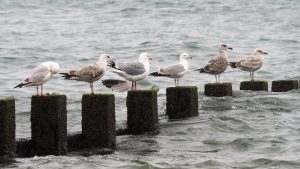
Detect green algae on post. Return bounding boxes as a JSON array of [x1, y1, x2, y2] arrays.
[[240, 80, 268, 91], [166, 86, 198, 119], [271, 80, 299, 92], [204, 83, 233, 97], [126, 90, 158, 134]]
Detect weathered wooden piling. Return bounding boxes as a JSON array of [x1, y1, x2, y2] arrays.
[[240, 81, 268, 91], [272, 80, 299, 92], [82, 94, 116, 149], [204, 83, 233, 97], [0, 98, 16, 159], [16, 138, 35, 157], [166, 86, 198, 119], [126, 90, 158, 134], [31, 95, 68, 156]]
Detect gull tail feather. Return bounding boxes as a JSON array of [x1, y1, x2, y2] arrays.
[[194, 68, 205, 73], [149, 71, 170, 77], [229, 62, 237, 68]]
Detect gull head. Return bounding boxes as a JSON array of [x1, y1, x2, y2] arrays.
[[254, 48, 268, 55], [139, 52, 152, 62], [42, 62, 60, 74], [180, 53, 192, 60], [219, 43, 233, 52], [99, 54, 111, 62]]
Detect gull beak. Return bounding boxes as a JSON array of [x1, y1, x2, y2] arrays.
[[188, 55, 192, 59], [263, 52, 268, 55], [228, 47, 233, 50], [148, 56, 153, 60]]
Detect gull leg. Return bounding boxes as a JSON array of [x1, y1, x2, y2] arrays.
[[134, 81, 137, 90], [90, 83, 94, 94], [177, 78, 180, 86], [252, 72, 255, 81], [174, 78, 176, 86], [41, 85, 43, 95], [36, 86, 39, 95], [215, 75, 218, 83]]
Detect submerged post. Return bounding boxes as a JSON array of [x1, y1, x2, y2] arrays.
[[204, 83, 233, 97], [127, 90, 158, 134], [0, 98, 16, 159], [31, 95, 68, 156], [272, 80, 299, 92], [82, 94, 116, 149], [240, 81, 268, 91], [166, 86, 198, 119]]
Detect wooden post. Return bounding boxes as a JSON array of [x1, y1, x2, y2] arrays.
[[31, 95, 68, 156], [204, 83, 233, 97], [126, 90, 158, 134], [82, 94, 116, 149], [0, 98, 16, 159], [166, 86, 198, 119], [272, 80, 299, 92], [240, 81, 268, 91]]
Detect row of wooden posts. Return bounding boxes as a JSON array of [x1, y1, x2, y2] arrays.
[[0, 80, 298, 160]]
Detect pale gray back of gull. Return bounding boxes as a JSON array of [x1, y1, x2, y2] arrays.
[[60, 54, 111, 94], [150, 53, 192, 86], [108, 52, 152, 90], [195, 43, 232, 83], [230, 48, 268, 81], [14, 62, 60, 95]]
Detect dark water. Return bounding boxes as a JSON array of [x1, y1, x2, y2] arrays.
[[1, 0, 300, 168]]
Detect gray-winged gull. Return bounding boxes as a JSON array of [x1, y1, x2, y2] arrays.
[[14, 62, 60, 95], [150, 53, 192, 86], [108, 52, 152, 90], [195, 43, 232, 83], [229, 48, 268, 81], [60, 54, 111, 94]]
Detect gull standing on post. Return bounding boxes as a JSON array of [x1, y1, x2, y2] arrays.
[[60, 54, 111, 94], [14, 62, 60, 95], [150, 53, 192, 86], [195, 43, 232, 83], [108, 52, 152, 90], [229, 48, 268, 81]]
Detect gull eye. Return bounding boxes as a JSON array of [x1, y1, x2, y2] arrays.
[[107, 56, 110, 58]]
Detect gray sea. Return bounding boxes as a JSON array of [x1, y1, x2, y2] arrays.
[[1, 0, 300, 168]]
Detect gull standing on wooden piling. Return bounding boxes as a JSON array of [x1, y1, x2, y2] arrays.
[[149, 53, 192, 86], [229, 48, 268, 81], [195, 43, 232, 83], [14, 62, 60, 95], [60, 54, 111, 94], [108, 52, 152, 90]]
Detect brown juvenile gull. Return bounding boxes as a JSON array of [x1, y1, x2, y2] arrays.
[[195, 43, 233, 83], [229, 48, 268, 81], [149, 53, 192, 86], [108, 52, 152, 90], [60, 54, 111, 94], [14, 62, 60, 95]]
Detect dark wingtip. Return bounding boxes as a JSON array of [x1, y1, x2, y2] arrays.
[[229, 62, 237, 68], [14, 83, 25, 88], [149, 71, 159, 76], [108, 60, 116, 68], [102, 79, 125, 88], [194, 68, 205, 73]]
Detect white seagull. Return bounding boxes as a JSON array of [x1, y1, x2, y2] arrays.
[[108, 52, 152, 90], [150, 53, 192, 86], [229, 48, 268, 81], [14, 62, 60, 95], [195, 43, 232, 83], [60, 54, 111, 94]]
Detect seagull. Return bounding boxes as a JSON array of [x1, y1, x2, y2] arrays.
[[195, 43, 232, 83], [14, 62, 60, 95], [108, 52, 152, 90], [149, 53, 192, 86], [229, 48, 268, 81], [60, 54, 111, 94]]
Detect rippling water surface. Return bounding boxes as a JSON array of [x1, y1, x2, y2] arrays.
[[1, 0, 300, 168]]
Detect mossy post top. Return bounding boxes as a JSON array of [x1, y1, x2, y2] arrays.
[[31, 94, 66, 98], [166, 86, 198, 90], [127, 89, 158, 95], [0, 97, 15, 102], [205, 82, 232, 86], [82, 93, 115, 97]]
